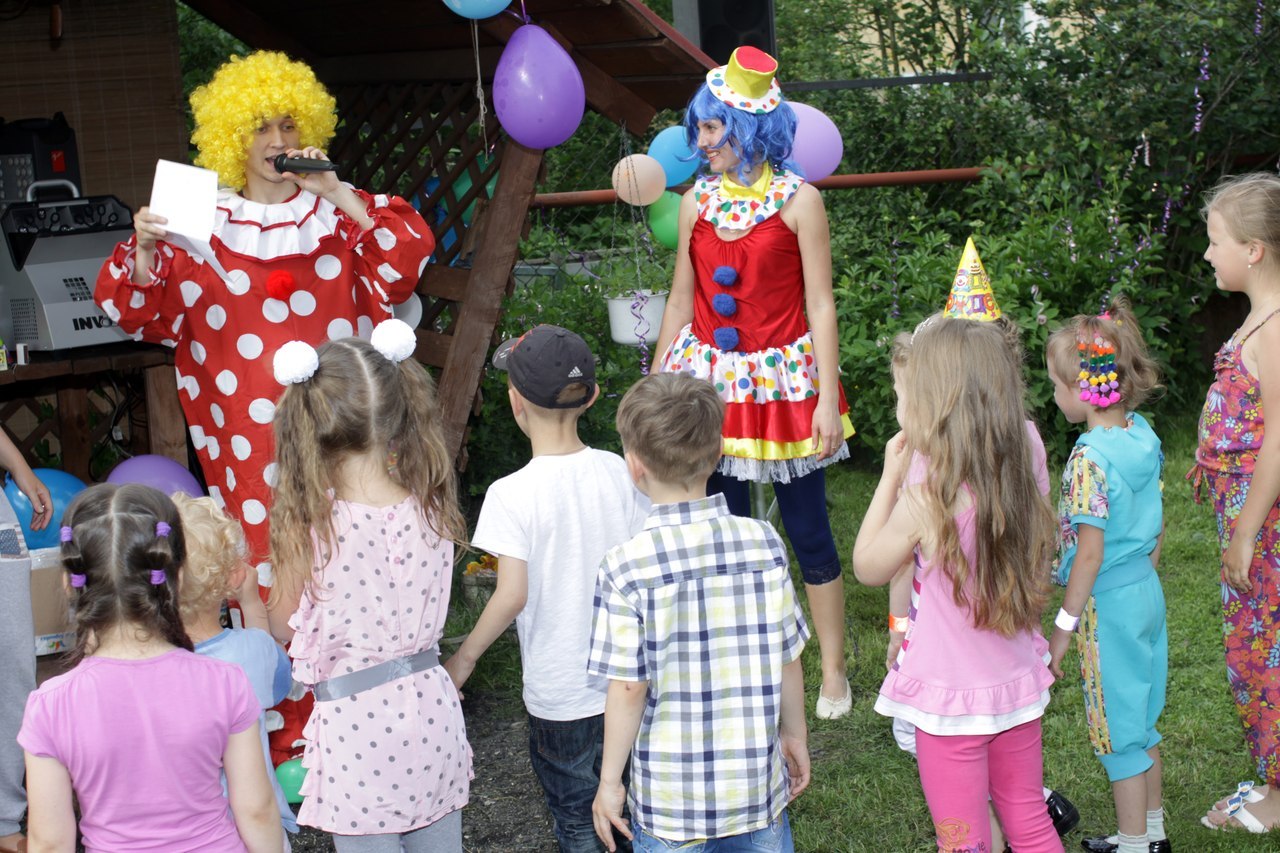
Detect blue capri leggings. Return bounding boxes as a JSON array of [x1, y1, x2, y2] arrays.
[[709, 468, 843, 585]]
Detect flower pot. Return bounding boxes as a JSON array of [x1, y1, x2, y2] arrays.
[[461, 569, 497, 606], [606, 290, 667, 346]]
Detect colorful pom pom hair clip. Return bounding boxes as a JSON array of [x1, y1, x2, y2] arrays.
[[1077, 328, 1122, 408]]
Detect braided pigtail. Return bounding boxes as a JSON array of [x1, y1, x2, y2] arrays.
[[59, 483, 192, 663], [133, 515, 192, 653]]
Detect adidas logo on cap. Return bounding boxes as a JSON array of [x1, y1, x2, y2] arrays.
[[568, 366, 583, 378]]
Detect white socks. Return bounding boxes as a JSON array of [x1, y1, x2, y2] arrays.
[[1116, 832, 1147, 853], [1147, 807, 1166, 842]]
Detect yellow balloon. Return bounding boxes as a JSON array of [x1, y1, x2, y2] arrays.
[[612, 154, 666, 206]]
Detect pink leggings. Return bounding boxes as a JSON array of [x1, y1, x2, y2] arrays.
[[915, 720, 1062, 853]]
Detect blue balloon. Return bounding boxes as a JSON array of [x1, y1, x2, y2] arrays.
[[2, 468, 87, 551], [647, 126, 698, 187], [442, 0, 510, 20]]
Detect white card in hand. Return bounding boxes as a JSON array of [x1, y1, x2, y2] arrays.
[[148, 160, 218, 243]]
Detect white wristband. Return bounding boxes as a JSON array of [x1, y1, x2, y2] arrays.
[[1054, 607, 1080, 632]]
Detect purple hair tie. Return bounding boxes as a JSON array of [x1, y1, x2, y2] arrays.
[[155, 522, 171, 538], [59, 526, 73, 543], [150, 570, 167, 585], [69, 573, 86, 588]]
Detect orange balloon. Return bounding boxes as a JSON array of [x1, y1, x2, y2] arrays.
[[611, 154, 666, 206]]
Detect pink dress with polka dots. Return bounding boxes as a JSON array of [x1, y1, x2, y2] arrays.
[[95, 188, 432, 564], [287, 496, 471, 833]]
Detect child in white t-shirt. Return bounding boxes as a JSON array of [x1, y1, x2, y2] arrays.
[[445, 325, 648, 853]]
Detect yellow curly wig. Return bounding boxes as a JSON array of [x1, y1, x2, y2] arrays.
[[173, 493, 248, 624], [190, 50, 338, 191]]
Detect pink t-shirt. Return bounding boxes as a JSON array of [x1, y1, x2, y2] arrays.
[[19, 649, 259, 852]]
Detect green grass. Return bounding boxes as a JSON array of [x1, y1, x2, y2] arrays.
[[792, 414, 1270, 852], [456, 414, 1273, 851]]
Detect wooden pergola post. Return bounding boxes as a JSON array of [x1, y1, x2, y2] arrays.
[[436, 140, 544, 461]]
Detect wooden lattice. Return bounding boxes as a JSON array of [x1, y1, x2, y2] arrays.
[[0, 374, 150, 481], [331, 83, 500, 364], [329, 81, 542, 466]]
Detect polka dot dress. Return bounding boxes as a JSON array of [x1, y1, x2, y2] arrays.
[[95, 188, 432, 565], [659, 174, 854, 483], [287, 497, 472, 833]]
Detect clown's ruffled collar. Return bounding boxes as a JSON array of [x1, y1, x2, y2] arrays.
[[693, 165, 804, 231]]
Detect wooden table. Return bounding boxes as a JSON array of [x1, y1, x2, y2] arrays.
[[0, 343, 186, 482]]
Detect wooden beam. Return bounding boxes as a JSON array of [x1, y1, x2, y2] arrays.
[[144, 364, 189, 467], [422, 265, 471, 303], [412, 329, 454, 370], [56, 385, 91, 483], [315, 49, 504, 84], [436, 140, 542, 462], [181, 0, 315, 61]]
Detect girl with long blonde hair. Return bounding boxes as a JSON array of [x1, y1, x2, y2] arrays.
[[855, 317, 1061, 853], [266, 319, 470, 851]]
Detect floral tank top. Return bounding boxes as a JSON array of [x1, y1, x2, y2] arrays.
[[1196, 308, 1280, 476]]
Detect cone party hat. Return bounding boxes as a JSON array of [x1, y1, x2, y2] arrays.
[[943, 237, 1001, 321]]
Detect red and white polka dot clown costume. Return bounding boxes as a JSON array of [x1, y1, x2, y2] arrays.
[[95, 50, 434, 763]]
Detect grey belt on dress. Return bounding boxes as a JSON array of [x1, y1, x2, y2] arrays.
[[312, 647, 440, 702]]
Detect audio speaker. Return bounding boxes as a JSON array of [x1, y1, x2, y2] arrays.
[[678, 0, 777, 66]]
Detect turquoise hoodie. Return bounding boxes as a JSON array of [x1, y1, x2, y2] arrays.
[[1054, 411, 1164, 593]]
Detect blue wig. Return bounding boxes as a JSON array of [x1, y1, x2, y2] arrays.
[[683, 85, 803, 184]]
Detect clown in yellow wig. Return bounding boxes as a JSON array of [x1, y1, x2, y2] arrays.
[[190, 51, 338, 191], [96, 49, 436, 768]]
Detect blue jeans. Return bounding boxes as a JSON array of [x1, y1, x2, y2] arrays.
[[631, 812, 793, 852], [528, 713, 629, 853]]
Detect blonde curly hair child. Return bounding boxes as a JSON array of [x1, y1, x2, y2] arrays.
[[173, 493, 299, 845]]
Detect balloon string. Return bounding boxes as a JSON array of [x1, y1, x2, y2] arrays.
[[630, 290, 651, 375], [519, 0, 530, 23], [471, 21, 490, 154]]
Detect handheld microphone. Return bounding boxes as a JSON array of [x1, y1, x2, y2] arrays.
[[272, 154, 339, 174]]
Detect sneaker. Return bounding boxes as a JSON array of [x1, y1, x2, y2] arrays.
[[814, 682, 851, 719], [1047, 790, 1080, 836], [1080, 837, 1170, 853]]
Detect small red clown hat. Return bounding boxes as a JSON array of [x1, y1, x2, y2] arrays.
[[944, 236, 1002, 322], [705, 46, 783, 115]]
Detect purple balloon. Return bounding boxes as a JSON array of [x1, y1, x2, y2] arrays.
[[107, 454, 204, 497], [493, 25, 586, 149], [790, 102, 844, 182]]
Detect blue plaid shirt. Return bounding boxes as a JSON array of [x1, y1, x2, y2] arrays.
[[586, 494, 809, 841]]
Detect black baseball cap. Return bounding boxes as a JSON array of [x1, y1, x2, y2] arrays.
[[491, 325, 597, 409]]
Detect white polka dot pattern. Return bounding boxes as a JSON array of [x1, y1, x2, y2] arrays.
[[262, 298, 289, 324], [248, 399, 276, 425], [237, 334, 264, 359], [315, 254, 342, 280], [225, 269, 251, 295], [94, 188, 435, 568], [215, 370, 238, 396], [179, 280, 202, 307], [290, 290, 317, 316], [241, 499, 267, 525]]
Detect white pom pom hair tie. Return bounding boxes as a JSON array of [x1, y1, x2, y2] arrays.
[[371, 318, 417, 363], [273, 340, 320, 385]]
